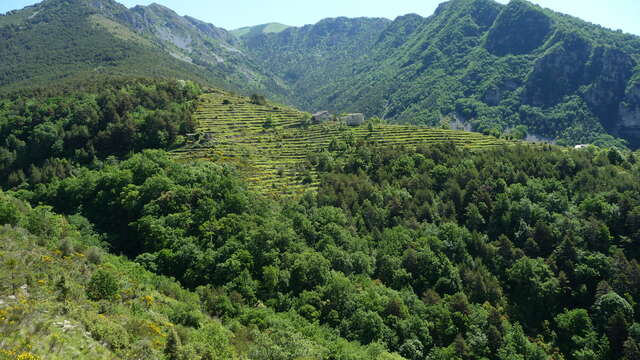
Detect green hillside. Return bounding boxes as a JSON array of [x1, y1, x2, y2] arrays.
[[0, 190, 401, 359], [3, 77, 640, 360], [240, 0, 640, 148], [172, 91, 513, 196], [0, 0, 287, 98]]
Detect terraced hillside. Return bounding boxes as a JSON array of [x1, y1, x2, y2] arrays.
[[172, 90, 513, 196]]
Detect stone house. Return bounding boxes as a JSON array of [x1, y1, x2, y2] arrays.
[[341, 113, 365, 126]]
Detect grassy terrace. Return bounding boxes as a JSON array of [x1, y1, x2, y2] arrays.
[[172, 90, 512, 196]]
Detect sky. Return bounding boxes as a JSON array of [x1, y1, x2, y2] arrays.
[[1, 0, 639, 35]]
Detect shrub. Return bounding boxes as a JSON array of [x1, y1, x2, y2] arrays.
[[0, 194, 22, 226], [84, 313, 130, 351], [86, 268, 120, 301], [250, 94, 267, 106], [58, 238, 74, 257], [86, 246, 103, 265], [169, 302, 204, 328]]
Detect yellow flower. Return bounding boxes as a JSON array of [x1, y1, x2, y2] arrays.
[[16, 352, 40, 360], [142, 295, 154, 306], [146, 322, 163, 337]]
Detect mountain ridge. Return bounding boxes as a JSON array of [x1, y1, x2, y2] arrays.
[[240, 0, 640, 146], [2, 0, 640, 147]]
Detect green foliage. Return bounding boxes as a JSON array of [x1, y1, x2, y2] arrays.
[[9, 135, 638, 360], [250, 94, 267, 106], [240, 0, 640, 148], [0, 78, 200, 187], [0, 190, 394, 359], [86, 268, 120, 301], [165, 329, 182, 360]]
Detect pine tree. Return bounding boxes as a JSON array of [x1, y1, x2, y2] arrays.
[[165, 329, 182, 360]]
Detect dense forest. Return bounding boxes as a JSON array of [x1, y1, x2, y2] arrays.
[[17, 144, 640, 359], [0, 78, 639, 359], [0, 78, 199, 187]]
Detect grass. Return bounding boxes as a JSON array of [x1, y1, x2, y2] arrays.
[[231, 23, 291, 38], [172, 90, 513, 196]]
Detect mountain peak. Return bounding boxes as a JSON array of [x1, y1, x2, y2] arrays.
[[35, 0, 127, 18]]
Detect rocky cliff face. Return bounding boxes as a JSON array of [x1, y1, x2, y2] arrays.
[[619, 78, 640, 145], [523, 32, 592, 107], [584, 47, 636, 130]]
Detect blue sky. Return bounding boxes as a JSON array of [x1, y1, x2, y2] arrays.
[[1, 0, 639, 35]]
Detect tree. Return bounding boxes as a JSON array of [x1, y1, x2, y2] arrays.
[[593, 292, 633, 328], [555, 309, 599, 359], [165, 329, 182, 360], [507, 257, 560, 326], [250, 94, 267, 105], [497, 325, 547, 360]]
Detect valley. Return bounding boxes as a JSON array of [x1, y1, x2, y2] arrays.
[[1, 0, 640, 359]]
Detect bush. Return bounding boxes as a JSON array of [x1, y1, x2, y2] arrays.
[[85, 246, 103, 265], [86, 268, 120, 301], [58, 238, 74, 257], [84, 313, 130, 351], [0, 194, 22, 226], [169, 302, 204, 328]]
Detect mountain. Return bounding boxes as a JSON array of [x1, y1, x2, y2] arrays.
[[0, 0, 287, 98], [2, 0, 640, 147], [241, 17, 392, 110], [231, 22, 291, 38], [239, 0, 640, 147]]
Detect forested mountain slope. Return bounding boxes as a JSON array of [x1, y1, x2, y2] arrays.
[[242, 17, 391, 109], [241, 0, 640, 147], [0, 0, 287, 98], [0, 189, 399, 359]]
